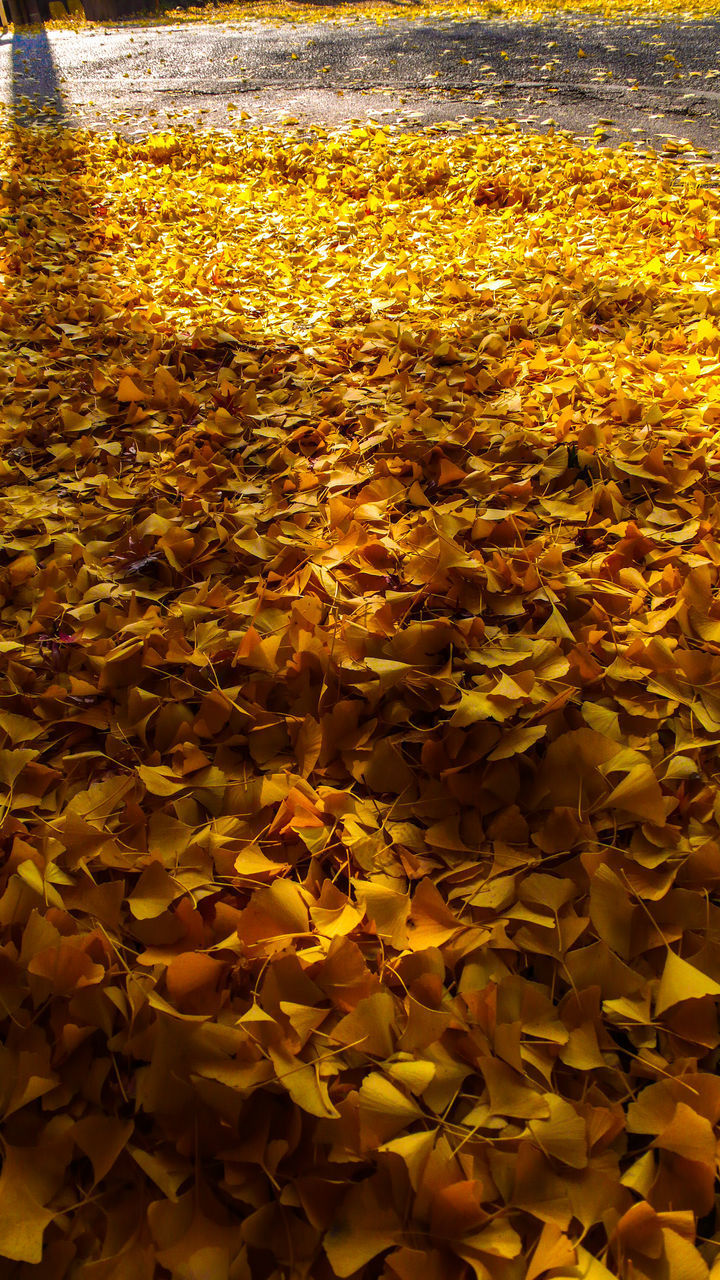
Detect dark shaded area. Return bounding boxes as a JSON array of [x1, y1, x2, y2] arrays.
[[12, 24, 65, 122], [82, 0, 157, 20]]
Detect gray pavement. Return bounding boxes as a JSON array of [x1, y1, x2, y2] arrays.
[[3, 11, 720, 156]]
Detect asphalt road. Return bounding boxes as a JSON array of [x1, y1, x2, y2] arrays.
[[3, 10, 720, 156]]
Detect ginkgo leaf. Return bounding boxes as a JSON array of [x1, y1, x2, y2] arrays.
[[529, 1096, 588, 1168], [295, 715, 322, 777], [655, 950, 720, 1015], [651, 1102, 716, 1166], [268, 1046, 340, 1119], [359, 1072, 423, 1122], [488, 724, 548, 761], [73, 1116, 134, 1187], [386, 1057, 436, 1094], [324, 1178, 400, 1277], [527, 1222, 577, 1280], [137, 764, 188, 797], [0, 711, 45, 745], [117, 375, 146, 401], [378, 1129, 436, 1191], [165, 952, 225, 1010], [0, 749, 37, 787], [333, 992, 399, 1058], [602, 763, 666, 822], [0, 1149, 54, 1264], [661, 1229, 711, 1280], [572, 1246, 619, 1279], [128, 861, 181, 919]]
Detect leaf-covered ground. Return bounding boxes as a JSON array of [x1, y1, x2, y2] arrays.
[[2, 115, 720, 1278]]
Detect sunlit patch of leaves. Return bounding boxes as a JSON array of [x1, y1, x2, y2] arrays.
[[2, 118, 720, 1276]]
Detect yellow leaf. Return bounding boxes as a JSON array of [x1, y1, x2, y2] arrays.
[[359, 1072, 423, 1123], [117, 374, 146, 401], [0, 1148, 54, 1264], [73, 1116, 134, 1187], [655, 950, 720, 1015], [324, 1178, 400, 1277], [333, 991, 398, 1058], [488, 723, 547, 760], [386, 1057, 436, 1094], [128, 860, 180, 919], [652, 1102, 716, 1166], [268, 1046, 340, 1119], [137, 764, 187, 797], [295, 714, 322, 777], [529, 1096, 588, 1169], [602, 762, 666, 822], [527, 1223, 576, 1280]]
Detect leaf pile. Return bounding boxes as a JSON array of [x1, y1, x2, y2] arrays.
[[2, 119, 720, 1276]]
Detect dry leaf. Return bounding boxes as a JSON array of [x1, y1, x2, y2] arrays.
[[3, 104, 720, 1278]]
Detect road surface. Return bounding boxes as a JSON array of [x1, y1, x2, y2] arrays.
[[2, 10, 720, 154]]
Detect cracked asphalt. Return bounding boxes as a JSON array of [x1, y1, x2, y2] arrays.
[[3, 10, 720, 157]]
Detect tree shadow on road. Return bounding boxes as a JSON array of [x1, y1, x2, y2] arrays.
[[11, 22, 65, 123]]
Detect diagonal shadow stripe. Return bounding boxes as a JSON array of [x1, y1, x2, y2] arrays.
[[12, 23, 65, 125]]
